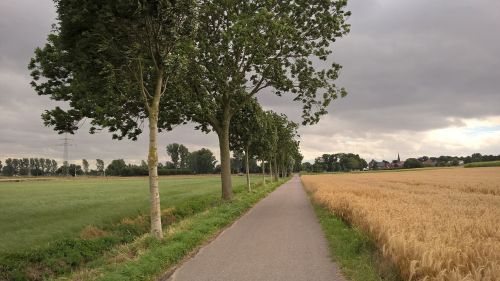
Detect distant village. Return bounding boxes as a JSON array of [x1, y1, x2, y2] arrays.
[[368, 154, 465, 170], [304, 152, 499, 173]]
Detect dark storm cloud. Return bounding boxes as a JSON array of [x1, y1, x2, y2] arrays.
[[1, 0, 499, 163]]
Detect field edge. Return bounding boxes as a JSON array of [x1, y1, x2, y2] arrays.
[[303, 179, 401, 281]]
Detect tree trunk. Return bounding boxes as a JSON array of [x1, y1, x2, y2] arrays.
[[245, 146, 251, 192], [262, 160, 266, 185], [218, 120, 233, 200], [148, 111, 163, 239], [269, 159, 273, 181], [147, 71, 164, 240], [273, 157, 278, 181]]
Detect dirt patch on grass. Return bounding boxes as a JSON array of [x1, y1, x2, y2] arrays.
[[24, 263, 51, 281], [80, 225, 109, 240]]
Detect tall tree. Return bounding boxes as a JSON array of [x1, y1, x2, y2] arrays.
[[471, 153, 483, 163], [44, 159, 51, 175], [20, 158, 29, 176], [231, 151, 245, 174], [166, 143, 189, 169], [229, 99, 264, 191], [271, 113, 300, 178], [34, 158, 42, 176], [251, 112, 276, 184], [166, 143, 181, 168], [2, 159, 15, 176], [12, 159, 20, 176], [178, 144, 189, 169], [29, 1, 195, 239], [62, 161, 69, 176], [404, 158, 423, 169], [96, 159, 105, 176], [68, 164, 83, 176], [82, 159, 89, 175], [29, 158, 34, 176], [40, 158, 47, 176], [187, 0, 350, 199], [188, 148, 217, 174], [50, 160, 58, 175], [106, 159, 127, 176]]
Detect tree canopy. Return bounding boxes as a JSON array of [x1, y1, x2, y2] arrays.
[[404, 158, 423, 169], [185, 0, 350, 199], [29, 0, 197, 239], [30, 0, 350, 235], [312, 153, 367, 172], [189, 148, 217, 174]]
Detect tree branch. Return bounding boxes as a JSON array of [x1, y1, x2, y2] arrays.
[[138, 59, 152, 113]]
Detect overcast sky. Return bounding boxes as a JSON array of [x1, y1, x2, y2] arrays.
[[1, 0, 499, 167]]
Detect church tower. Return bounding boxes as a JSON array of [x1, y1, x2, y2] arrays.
[[397, 153, 400, 162]]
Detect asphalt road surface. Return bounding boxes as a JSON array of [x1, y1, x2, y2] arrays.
[[167, 175, 346, 281]]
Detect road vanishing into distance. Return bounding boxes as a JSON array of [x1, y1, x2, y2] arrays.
[[166, 175, 346, 281]]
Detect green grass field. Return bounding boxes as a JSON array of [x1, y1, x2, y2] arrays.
[[464, 160, 500, 168], [1, 174, 279, 280], [0, 175, 257, 255]]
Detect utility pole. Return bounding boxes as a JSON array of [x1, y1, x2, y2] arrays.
[[63, 134, 70, 176], [56, 133, 74, 176]]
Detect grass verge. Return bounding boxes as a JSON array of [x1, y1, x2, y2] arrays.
[[310, 201, 401, 281], [56, 178, 289, 281], [464, 161, 500, 168]]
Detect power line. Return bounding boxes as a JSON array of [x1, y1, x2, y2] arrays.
[[55, 133, 74, 176]]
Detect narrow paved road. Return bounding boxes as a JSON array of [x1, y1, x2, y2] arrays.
[[167, 176, 346, 281]]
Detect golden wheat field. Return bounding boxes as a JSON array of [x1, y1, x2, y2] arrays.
[[302, 168, 500, 281]]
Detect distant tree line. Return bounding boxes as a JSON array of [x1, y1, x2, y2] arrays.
[[302, 153, 368, 173], [404, 153, 500, 169], [444, 153, 500, 165], [0, 158, 105, 177], [298, 152, 500, 173], [104, 145, 218, 176], [1, 158, 58, 176], [369, 153, 500, 171]]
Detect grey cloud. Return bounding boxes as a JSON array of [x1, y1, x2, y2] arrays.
[[322, 0, 500, 132], [1, 0, 500, 163]]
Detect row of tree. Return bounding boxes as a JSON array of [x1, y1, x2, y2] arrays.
[[302, 153, 368, 173], [403, 153, 500, 169], [228, 99, 303, 191], [1, 158, 59, 176], [367, 153, 500, 171], [30, 0, 349, 238], [0, 158, 106, 177], [428, 153, 500, 165], [391, 153, 500, 170], [68, 159, 105, 176]]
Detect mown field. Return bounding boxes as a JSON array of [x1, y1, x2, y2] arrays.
[[0, 175, 257, 254], [302, 167, 500, 281]]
